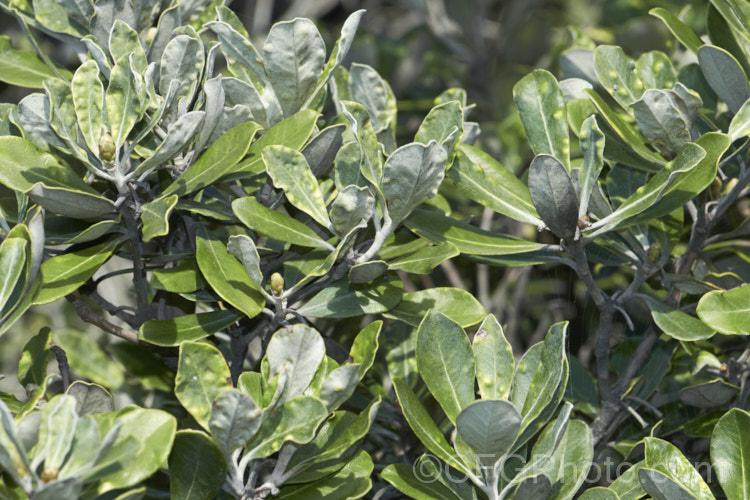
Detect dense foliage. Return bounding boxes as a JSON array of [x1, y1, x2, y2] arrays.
[[0, 0, 749, 499]]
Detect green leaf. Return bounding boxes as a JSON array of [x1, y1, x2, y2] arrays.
[[609, 462, 645, 500], [168, 430, 226, 500], [175, 341, 232, 430], [513, 69, 570, 170], [416, 310, 475, 424], [232, 197, 332, 250], [236, 109, 319, 176], [578, 116, 605, 219], [140, 194, 178, 242], [266, 324, 326, 403], [387, 242, 459, 274], [584, 89, 666, 171], [348, 261, 387, 284], [66, 381, 113, 415], [645, 299, 715, 341], [404, 208, 544, 256], [711, 408, 750, 500], [639, 468, 699, 500], [0, 237, 27, 320], [34, 239, 118, 305], [0, 36, 69, 88], [330, 185, 375, 235], [340, 100, 383, 190], [697, 285, 750, 335], [383, 141, 447, 224], [208, 389, 262, 454], [348, 63, 397, 135], [0, 136, 116, 218], [106, 56, 140, 147], [319, 364, 360, 411], [195, 226, 264, 318], [159, 34, 204, 105], [296, 274, 403, 318], [54, 329, 125, 389], [586, 142, 710, 235], [529, 154, 579, 240], [450, 143, 542, 226], [263, 18, 325, 117], [728, 97, 750, 142], [71, 60, 104, 155], [244, 396, 328, 461], [631, 89, 692, 155], [391, 378, 469, 474], [578, 488, 621, 500], [381, 463, 465, 500], [140, 310, 244, 347], [18, 327, 51, 387], [134, 111, 206, 177], [473, 315, 514, 400], [649, 8, 703, 54], [93, 406, 176, 492], [415, 100, 463, 160], [163, 121, 262, 197], [386, 287, 485, 327], [698, 45, 750, 114], [512, 322, 568, 447], [226, 234, 263, 292], [109, 20, 146, 74], [455, 399, 520, 468], [277, 449, 373, 499], [263, 145, 332, 228], [349, 321, 382, 379], [643, 437, 714, 499], [532, 419, 593, 500], [39, 395, 78, 476], [636, 51, 679, 90], [594, 45, 645, 108], [680, 379, 738, 408], [151, 258, 206, 293], [206, 21, 266, 89]]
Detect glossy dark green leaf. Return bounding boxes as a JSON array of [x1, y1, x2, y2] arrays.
[[196, 227, 264, 318], [175, 341, 232, 430], [296, 274, 403, 318], [697, 285, 750, 335], [680, 379, 738, 408], [513, 69, 570, 170], [386, 287, 485, 327], [528, 154, 579, 239], [168, 430, 226, 500], [140, 310, 243, 347], [163, 121, 262, 197], [416, 310, 475, 424], [698, 45, 750, 113], [450, 143, 542, 226], [66, 381, 113, 415], [151, 258, 206, 293], [473, 315, 514, 400], [303, 124, 345, 177], [232, 197, 332, 250], [404, 208, 544, 256]]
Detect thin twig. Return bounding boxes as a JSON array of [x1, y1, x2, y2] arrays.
[[123, 203, 150, 325], [50, 345, 71, 391]]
